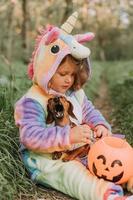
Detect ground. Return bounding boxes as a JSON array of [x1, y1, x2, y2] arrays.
[[94, 74, 114, 129]]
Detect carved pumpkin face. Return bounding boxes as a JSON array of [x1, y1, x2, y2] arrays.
[[88, 137, 133, 184], [92, 154, 124, 183]]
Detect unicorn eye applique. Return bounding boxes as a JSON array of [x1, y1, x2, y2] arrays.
[[51, 45, 60, 54]]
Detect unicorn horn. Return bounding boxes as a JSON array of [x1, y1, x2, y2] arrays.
[[61, 11, 78, 34]]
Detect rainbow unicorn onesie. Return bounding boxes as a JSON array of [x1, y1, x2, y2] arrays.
[[14, 12, 130, 200]]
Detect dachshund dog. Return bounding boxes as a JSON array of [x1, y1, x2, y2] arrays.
[[46, 96, 76, 127], [46, 96, 90, 161]]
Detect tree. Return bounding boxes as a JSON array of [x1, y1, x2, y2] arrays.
[[21, 0, 28, 63]]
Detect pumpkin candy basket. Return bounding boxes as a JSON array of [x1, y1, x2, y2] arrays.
[[88, 136, 133, 184]]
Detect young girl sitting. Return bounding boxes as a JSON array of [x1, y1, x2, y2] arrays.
[[14, 12, 133, 200]]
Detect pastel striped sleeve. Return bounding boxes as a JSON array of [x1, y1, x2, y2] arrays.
[[81, 95, 111, 130], [14, 97, 71, 153]]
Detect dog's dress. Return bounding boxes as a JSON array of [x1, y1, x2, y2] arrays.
[[14, 12, 131, 200]]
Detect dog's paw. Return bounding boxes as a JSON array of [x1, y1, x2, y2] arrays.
[[127, 176, 133, 193]]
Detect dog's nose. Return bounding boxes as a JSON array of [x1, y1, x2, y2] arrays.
[[54, 96, 60, 103]]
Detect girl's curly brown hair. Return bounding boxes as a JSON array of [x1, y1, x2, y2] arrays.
[[59, 55, 90, 91]]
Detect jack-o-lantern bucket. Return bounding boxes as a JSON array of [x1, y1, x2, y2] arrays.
[[88, 136, 133, 184]]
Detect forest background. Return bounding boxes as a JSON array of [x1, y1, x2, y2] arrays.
[[0, 0, 133, 62]]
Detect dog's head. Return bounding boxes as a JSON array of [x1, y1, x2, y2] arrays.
[[46, 96, 77, 124]]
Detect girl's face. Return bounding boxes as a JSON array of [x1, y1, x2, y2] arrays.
[[49, 57, 77, 94]]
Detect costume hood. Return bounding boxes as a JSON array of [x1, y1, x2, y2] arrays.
[[28, 12, 95, 93]]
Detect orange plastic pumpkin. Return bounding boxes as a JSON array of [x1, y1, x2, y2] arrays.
[[88, 136, 133, 184]]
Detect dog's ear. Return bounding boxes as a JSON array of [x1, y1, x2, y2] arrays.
[[68, 102, 77, 120], [46, 105, 54, 124]]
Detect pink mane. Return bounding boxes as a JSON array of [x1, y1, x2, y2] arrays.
[[28, 25, 55, 79]]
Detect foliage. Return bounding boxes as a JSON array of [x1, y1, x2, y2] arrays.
[[110, 79, 133, 145], [0, 59, 34, 199], [0, 108, 35, 199], [84, 61, 104, 100], [0, 58, 31, 105], [106, 61, 133, 145], [86, 0, 133, 60], [0, 0, 133, 62], [105, 60, 133, 87]]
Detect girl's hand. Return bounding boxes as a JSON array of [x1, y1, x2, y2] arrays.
[[69, 124, 92, 144], [93, 125, 112, 138]]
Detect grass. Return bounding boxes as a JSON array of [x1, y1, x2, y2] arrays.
[[106, 60, 133, 145], [0, 60, 35, 199], [0, 91, 38, 200], [84, 61, 104, 100], [0, 108, 36, 199]]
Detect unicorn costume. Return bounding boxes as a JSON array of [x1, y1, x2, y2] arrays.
[[14, 12, 132, 200]]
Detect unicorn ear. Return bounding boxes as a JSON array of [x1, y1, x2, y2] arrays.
[[61, 11, 78, 34], [75, 32, 95, 44], [45, 27, 60, 45]]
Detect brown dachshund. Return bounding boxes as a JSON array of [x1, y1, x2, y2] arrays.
[[46, 96, 76, 127], [46, 96, 90, 161]]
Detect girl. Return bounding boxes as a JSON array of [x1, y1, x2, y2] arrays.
[[14, 12, 133, 200]]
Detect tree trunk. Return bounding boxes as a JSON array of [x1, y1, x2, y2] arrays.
[[21, 0, 28, 63], [100, 48, 106, 61], [61, 0, 73, 23], [6, 3, 14, 62]]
